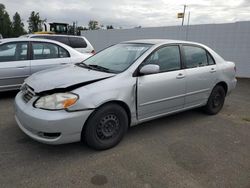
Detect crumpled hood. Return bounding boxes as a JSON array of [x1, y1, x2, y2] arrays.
[[25, 65, 114, 93]]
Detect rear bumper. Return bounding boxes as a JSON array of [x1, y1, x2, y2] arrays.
[[227, 78, 237, 95], [15, 91, 93, 145]]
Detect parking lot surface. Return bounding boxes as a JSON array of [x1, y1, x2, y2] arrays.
[[0, 79, 250, 188]]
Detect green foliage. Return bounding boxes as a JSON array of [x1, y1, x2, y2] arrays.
[[12, 12, 25, 37], [0, 3, 12, 38], [28, 11, 46, 33], [106, 25, 114, 29], [88, 20, 99, 30]]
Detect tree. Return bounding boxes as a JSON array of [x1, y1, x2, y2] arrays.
[[106, 25, 114, 30], [27, 11, 46, 33], [12, 12, 25, 37], [88, 20, 99, 30], [0, 3, 12, 38]]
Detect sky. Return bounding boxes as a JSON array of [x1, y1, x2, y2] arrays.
[[1, 0, 250, 29]]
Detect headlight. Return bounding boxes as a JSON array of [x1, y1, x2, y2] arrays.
[[34, 93, 78, 110]]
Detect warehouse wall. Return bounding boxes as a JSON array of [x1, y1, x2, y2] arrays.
[[82, 21, 250, 77]]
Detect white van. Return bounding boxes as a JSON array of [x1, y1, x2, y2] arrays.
[[20, 34, 95, 55]]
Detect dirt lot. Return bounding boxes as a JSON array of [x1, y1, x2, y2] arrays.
[[0, 79, 250, 188]]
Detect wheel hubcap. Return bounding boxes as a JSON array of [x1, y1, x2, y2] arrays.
[[96, 114, 120, 140], [212, 93, 222, 107]]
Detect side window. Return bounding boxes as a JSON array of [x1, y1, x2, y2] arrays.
[[0, 42, 28, 62], [31, 35, 46, 39], [32, 42, 59, 60], [207, 52, 215, 65], [183, 46, 208, 68], [54, 36, 70, 46], [143, 46, 181, 72], [59, 47, 70, 58], [69, 37, 87, 48]]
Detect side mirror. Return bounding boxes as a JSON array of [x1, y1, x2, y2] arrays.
[[139, 64, 160, 75]]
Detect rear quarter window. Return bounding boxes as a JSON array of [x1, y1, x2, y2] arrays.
[[69, 37, 87, 48]]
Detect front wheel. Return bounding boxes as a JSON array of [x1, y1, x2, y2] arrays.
[[83, 103, 128, 150], [204, 85, 226, 115]]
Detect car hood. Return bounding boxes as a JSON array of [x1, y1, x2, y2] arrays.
[[25, 65, 115, 93]]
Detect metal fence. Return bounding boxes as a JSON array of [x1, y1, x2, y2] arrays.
[[82, 21, 250, 77]]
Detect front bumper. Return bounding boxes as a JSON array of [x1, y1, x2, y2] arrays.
[[15, 91, 93, 145]]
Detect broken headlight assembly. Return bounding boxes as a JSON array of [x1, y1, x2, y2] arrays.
[[34, 93, 78, 110]]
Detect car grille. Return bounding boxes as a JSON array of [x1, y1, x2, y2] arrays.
[[21, 84, 35, 103]]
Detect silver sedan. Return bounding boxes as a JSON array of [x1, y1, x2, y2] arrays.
[[15, 39, 237, 150], [0, 38, 91, 92]]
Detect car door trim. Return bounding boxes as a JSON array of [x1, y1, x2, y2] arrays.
[[0, 75, 29, 80], [139, 88, 210, 107]]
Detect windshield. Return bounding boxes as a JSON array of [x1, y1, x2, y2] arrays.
[[80, 43, 152, 73]]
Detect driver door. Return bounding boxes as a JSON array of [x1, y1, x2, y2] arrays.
[[137, 45, 186, 121]]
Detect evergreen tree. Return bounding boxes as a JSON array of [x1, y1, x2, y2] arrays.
[[12, 12, 25, 37], [28, 11, 45, 33], [0, 3, 12, 38]]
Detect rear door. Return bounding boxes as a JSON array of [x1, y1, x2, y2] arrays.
[[181, 45, 217, 108], [0, 42, 30, 91], [30, 41, 71, 74]]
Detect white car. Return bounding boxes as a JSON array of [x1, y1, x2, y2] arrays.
[[0, 38, 91, 91], [20, 34, 95, 55]]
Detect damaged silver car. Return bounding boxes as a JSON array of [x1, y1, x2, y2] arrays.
[[15, 39, 237, 150]]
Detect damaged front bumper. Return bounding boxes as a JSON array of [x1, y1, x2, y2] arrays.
[[15, 91, 93, 145]]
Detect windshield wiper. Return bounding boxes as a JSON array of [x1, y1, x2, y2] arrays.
[[76, 62, 91, 69], [88, 64, 115, 73], [76, 63, 116, 73]]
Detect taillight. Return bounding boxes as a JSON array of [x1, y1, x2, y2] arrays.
[[91, 50, 95, 55]]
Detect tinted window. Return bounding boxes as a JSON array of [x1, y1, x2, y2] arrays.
[[0, 42, 28, 62], [69, 37, 87, 48], [59, 46, 70, 58], [183, 46, 208, 68], [53, 36, 70, 46], [143, 46, 181, 72], [31, 35, 47, 39], [207, 52, 215, 65], [32, 42, 59, 60]]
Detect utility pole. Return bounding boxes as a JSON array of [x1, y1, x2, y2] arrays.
[[182, 5, 187, 26], [186, 12, 191, 40]]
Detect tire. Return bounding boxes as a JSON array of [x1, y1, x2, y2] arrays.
[[204, 85, 226, 115], [83, 103, 128, 150]]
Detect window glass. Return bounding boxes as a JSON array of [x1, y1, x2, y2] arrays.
[[31, 35, 46, 39], [142, 46, 181, 72], [82, 43, 152, 73], [183, 46, 208, 68], [59, 47, 70, 58], [207, 52, 215, 65], [32, 42, 59, 60], [53, 36, 70, 46], [69, 37, 87, 48], [0, 42, 28, 62]]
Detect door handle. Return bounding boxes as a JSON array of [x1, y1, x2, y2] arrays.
[[176, 73, 185, 79], [210, 68, 216, 73], [60, 63, 67, 65], [17, 66, 27, 69]]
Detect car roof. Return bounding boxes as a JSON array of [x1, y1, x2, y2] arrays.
[[123, 39, 203, 46], [0, 37, 64, 43], [20, 34, 85, 38]]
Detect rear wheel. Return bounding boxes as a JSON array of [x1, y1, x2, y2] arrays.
[[204, 85, 226, 115], [83, 103, 128, 150]]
